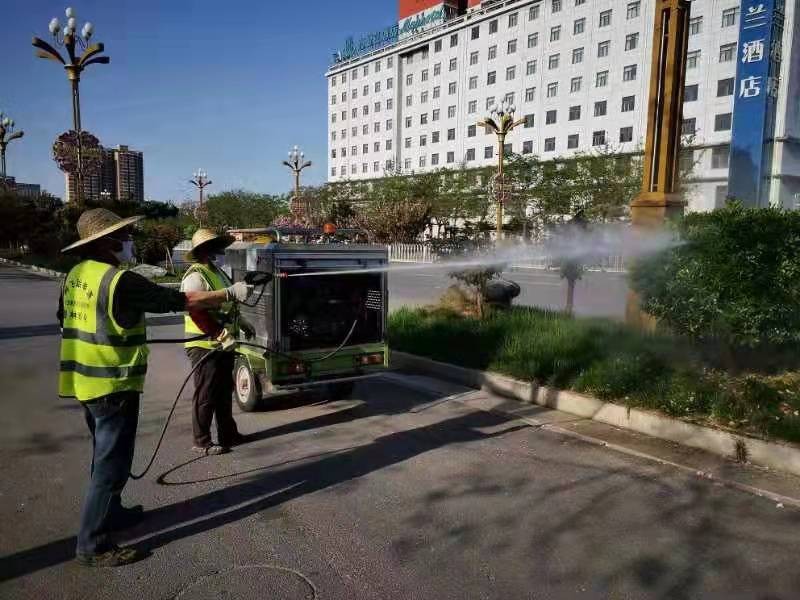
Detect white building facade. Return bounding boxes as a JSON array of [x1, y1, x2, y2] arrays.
[[326, 0, 800, 212]]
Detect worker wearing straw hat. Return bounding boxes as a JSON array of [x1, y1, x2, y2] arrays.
[[181, 228, 256, 456], [58, 208, 252, 568]]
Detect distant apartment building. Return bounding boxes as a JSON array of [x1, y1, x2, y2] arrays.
[[326, 0, 800, 211], [1, 176, 41, 198], [65, 144, 144, 203]]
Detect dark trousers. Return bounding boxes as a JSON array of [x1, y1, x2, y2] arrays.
[[186, 348, 239, 447], [76, 392, 139, 556]]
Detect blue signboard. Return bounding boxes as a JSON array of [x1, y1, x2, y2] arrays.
[[728, 0, 785, 206]]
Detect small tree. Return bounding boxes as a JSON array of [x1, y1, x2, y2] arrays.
[[449, 265, 504, 318], [557, 209, 589, 315]]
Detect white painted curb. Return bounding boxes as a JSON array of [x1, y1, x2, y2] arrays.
[[392, 351, 800, 478], [0, 257, 65, 279]]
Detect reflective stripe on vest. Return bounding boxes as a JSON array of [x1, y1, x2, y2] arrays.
[[183, 263, 237, 350], [58, 260, 149, 402]]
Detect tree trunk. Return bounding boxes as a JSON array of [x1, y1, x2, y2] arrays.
[[565, 278, 576, 315]]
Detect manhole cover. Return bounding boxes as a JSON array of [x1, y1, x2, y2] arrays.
[[174, 565, 316, 600]]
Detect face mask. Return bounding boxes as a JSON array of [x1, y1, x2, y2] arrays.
[[112, 240, 135, 264]]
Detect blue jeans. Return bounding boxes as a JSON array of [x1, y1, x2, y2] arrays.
[[76, 392, 139, 556]]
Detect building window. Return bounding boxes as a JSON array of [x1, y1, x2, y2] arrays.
[[717, 77, 734, 97], [569, 105, 581, 120], [592, 130, 606, 146], [594, 100, 607, 116], [524, 113, 535, 127], [375, 61, 381, 73], [684, 84, 699, 102], [447, 151, 455, 163], [421, 69, 429, 82], [563, 134, 578, 150], [552, 0, 562, 13], [525, 87, 536, 102], [507, 39, 517, 54], [489, 19, 498, 34], [434, 62, 441, 76], [331, 95, 336, 105], [598, 41, 610, 58], [352, 108, 358, 118], [545, 137, 556, 152], [508, 12, 518, 27], [434, 39, 442, 53], [420, 113, 428, 125], [486, 96, 495, 110], [449, 58, 457, 71], [572, 47, 584, 64], [404, 137, 411, 149], [351, 145, 357, 155], [547, 82, 558, 97], [481, 146, 492, 159], [420, 134, 427, 147], [506, 66, 516, 80], [331, 113, 337, 124], [625, 33, 639, 51], [470, 51, 479, 65], [468, 124, 477, 137], [627, 1, 640, 19], [403, 159, 411, 170], [363, 84, 369, 96], [448, 105, 456, 118], [374, 142, 380, 152], [575, 0, 585, 5], [432, 153, 439, 166], [719, 43, 735, 62], [546, 110, 557, 124], [387, 57, 393, 68], [570, 77, 582, 93], [331, 167, 336, 176], [487, 71, 496, 85], [421, 92, 428, 104], [374, 101, 381, 112], [387, 119, 393, 130], [363, 124, 369, 135], [599, 10, 612, 27], [527, 33, 539, 48], [523, 140, 533, 154], [574, 18, 585, 34], [448, 81, 457, 94], [721, 7, 738, 28], [468, 100, 477, 113], [387, 77, 393, 89], [550, 26, 561, 42], [529, 5, 540, 20], [712, 145, 730, 169], [363, 143, 369, 154], [715, 112, 732, 131], [549, 54, 560, 70], [374, 122, 380, 133], [465, 148, 475, 161], [687, 50, 701, 69], [689, 16, 702, 35], [405, 95, 412, 107], [433, 86, 441, 98], [450, 34, 458, 47], [623, 65, 637, 81], [526, 60, 537, 75], [432, 131, 439, 143], [504, 92, 515, 106], [621, 95, 635, 112], [619, 126, 633, 142], [447, 128, 456, 140], [466, 76, 476, 91], [489, 45, 498, 59], [387, 98, 393, 110], [471, 25, 480, 40]]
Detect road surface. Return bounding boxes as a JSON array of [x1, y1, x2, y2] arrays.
[[1, 263, 799, 600], [389, 267, 628, 318]]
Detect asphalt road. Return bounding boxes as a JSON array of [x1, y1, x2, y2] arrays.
[[389, 267, 628, 318], [2, 263, 800, 599]]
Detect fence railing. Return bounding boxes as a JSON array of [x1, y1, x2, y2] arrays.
[[386, 243, 626, 273]]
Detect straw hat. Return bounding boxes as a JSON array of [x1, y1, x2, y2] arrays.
[[186, 228, 235, 261], [61, 208, 144, 253]]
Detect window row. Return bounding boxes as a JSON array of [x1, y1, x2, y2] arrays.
[[330, 120, 394, 140]]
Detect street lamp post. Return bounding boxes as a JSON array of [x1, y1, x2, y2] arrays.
[[0, 112, 25, 185], [100, 188, 111, 203], [282, 146, 312, 223], [478, 99, 524, 240], [33, 7, 109, 205], [189, 169, 212, 207]]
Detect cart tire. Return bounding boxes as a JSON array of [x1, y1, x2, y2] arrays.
[[234, 357, 262, 412], [328, 381, 355, 401]]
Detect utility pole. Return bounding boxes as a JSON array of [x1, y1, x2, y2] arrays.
[[626, 0, 690, 327]]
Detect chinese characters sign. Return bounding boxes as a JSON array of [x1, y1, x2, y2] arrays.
[[728, 0, 785, 206]]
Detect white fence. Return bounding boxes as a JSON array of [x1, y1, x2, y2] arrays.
[[386, 243, 626, 273]]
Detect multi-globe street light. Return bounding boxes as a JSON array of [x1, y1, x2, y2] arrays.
[[283, 146, 312, 222], [0, 112, 24, 184], [478, 98, 524, 239], [33, 7, 109, 205], [189, 169, 212, 207]]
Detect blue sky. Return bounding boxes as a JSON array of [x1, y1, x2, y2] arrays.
[[2, 0, 394, 202]]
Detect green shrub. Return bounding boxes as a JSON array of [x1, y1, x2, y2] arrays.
[[629, 203, 800, 348]]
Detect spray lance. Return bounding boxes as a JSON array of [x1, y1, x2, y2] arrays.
[[129, 270, 359, 480]]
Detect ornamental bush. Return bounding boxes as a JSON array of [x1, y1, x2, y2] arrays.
[[629, 203, 800, 349]]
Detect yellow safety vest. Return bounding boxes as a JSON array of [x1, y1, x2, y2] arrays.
[[59, 260, 149, 402], [183, 263, 238, 350]]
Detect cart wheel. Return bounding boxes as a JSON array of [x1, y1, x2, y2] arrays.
[[328, 381, 355, 401], [234, 357, 262, 412]]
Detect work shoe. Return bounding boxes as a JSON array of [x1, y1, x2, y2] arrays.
[[192, 444, 229, 456], [107, 504, 145, 532], [75, 545, 142, 568]]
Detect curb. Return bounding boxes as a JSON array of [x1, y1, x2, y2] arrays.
[[391, 351, 800, 479], [0, 257, 65, 279]]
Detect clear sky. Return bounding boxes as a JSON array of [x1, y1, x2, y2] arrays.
[[2, 0, 395, 202]]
